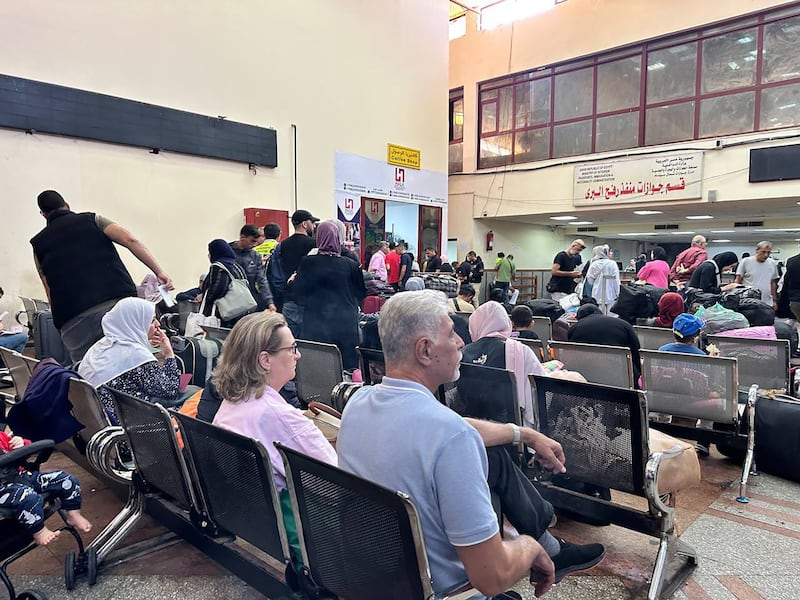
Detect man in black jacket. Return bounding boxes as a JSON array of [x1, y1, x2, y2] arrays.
[[229, 224, 275, 312], [30, 190, 172, 362], [784, 249, 800, 322]]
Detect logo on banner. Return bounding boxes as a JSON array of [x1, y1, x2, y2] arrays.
[[394, 167, 406, 191], [337, 196, 361, 221]]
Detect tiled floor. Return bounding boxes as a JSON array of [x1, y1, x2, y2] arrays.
[[5, 443, 800, 599]]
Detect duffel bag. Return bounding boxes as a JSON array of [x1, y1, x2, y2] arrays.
[[421, 273, 458, 298], [684, 287, 721, 312], [524, 299, 565, 323], [610, 283, 666, 323], [754, 394, 800, 482], [774, 317, 799, 356], [737, 297, 775, 326]]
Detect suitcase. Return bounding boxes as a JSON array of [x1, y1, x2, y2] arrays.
[[754, 394, 800, 483], [170, 336, 222, 388], [33, 310, 70, 365], [361, 296, 386, 314]]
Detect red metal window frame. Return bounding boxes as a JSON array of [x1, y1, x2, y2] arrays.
[[476, 2, 800, 169]]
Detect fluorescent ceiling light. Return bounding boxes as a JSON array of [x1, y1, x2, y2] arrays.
[[570, 221, 593, 225], [550, 215, 577, 221], [672, 231, 695, 235], [619, 232, 655, 236], [685, 215, 714, 220], [633, 210, 663, 215], [712, 239, 731, 243], [710, 230, 734, 233]]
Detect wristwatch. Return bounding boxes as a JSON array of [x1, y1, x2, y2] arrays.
[[510, 423, 521, 445]]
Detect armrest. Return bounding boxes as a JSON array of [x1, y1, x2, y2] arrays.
[[14, 310, 29, 329], [645, 444, 690, 515], [0, 439, 55, 470]]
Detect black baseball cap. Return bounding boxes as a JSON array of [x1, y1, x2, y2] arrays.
[[291, 209, 320, 226]]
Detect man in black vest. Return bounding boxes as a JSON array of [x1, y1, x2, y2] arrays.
[[30, 190, 172, 363]]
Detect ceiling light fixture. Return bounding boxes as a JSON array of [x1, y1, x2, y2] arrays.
[[619, 232, 655, 236], [672, 231, 695, 235], [633, 210, 663, 215], [710, 230, 734, 233], [685, 215, 714, 220], [550, 215, 577, 221], [712, 239, 731, 243], [570, 221, 594, 225]]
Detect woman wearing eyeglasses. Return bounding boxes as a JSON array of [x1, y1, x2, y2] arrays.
[[211, 311, 336, 562]]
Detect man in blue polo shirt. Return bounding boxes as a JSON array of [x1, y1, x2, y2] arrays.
[[338, 290, 604, 599]]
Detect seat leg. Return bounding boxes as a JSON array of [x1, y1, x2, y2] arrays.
[[647, 533, 698, 600], [87, 486, 146, 564]]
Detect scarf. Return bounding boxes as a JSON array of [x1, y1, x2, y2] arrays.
[[316, 221, 341, 256], [78, 297, 157, 387], [208, 238, 239, 270], [655, 292, 684, 328]]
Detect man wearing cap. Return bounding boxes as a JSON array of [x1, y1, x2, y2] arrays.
[[280, 209, 319, 335], [658, 313, 708, 355], [229, 224, 276, 312]]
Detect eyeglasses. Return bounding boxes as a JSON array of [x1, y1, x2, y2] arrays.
[[270, 342, 298, 356]]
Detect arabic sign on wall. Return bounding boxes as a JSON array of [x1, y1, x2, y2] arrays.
[[573, 152, 703, 206]]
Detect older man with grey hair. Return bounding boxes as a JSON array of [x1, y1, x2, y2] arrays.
[[669, 234, 708, 288], [338, 290, 604, 599], [734, 241, 779, 309]]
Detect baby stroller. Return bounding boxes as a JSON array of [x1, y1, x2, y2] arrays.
[[0, 439, 96, 600]]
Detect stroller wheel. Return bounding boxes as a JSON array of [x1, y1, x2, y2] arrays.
[[17, 589, 48, 599], [86, 546, 98, 586], [64, 551, 76, 590]]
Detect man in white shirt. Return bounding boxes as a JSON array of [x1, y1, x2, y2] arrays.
[[734, 241, 779, 309]]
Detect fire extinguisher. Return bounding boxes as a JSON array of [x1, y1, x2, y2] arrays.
[[486, 230, 494, 252]]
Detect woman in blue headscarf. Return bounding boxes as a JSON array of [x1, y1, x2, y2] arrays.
[[202, 239, 251, 327]]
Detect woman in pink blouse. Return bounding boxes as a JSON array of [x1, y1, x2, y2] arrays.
[[636, 246, 670, 289]]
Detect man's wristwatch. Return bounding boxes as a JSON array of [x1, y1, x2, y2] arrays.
[[510, 423, 521, 445]]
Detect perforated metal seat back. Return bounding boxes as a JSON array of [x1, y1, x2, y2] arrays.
[[518, 338, 545, 362], [67, 378, 110, 444], [295, 340, 343, 406], [109, 389, 195, 509], [0, 348, 32, 397], [531, 374, 647, 495], [532, 316, 553, 343], [173, 412, 288, 562], [278, 444, 431, 600], [356, 347, 386, 385], [549, 341, 634, 388], [454, 363, 519, 426], [634, 325, 675, 351], [640, 350, 738, 424], [709, 335, 790, 391]]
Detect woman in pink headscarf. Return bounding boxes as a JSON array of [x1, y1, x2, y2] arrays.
[[461, 301, 547, 428]]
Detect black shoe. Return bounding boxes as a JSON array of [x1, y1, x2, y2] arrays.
[[552, 538, 605, 583]]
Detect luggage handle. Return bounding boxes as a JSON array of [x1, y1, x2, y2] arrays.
[[306, 401, 342, 420]]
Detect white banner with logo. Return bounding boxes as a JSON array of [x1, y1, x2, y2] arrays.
[[573, 152, 703, 206], [335, 152, 447, 207]]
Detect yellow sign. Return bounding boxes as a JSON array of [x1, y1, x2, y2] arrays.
[[387, 143, 421, 170]]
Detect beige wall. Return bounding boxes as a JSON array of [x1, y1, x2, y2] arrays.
[[0, 0, 449, 321], [448, 0, 800, 260]]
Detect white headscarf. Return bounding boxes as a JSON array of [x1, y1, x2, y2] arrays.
[[78, 298, 157, 387]]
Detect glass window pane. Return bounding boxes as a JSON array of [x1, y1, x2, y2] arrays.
[[499, 87, 513, 131], [596, 112, 639, 152], [645, 101, 695, 145], [760, 83, 800, 129], [701, 29, 757, 93], [597, 57, 641, 113], [763, 15, 800, 83], [515, 79, 551, 128], [552, 120, 592, 158], [451, 98, 464, 141], [699, 92, 754, 137], [479, 133, 513, 168], [554, 67, 593, 121], [481, 88, 499, 101], [481, 102, 497, 134], [646, 42, 697, 104], [448, 143, 463, 174], [514, 128, 550, 163]]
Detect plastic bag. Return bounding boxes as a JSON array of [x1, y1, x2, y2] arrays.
[[694, 303, 749, 334]]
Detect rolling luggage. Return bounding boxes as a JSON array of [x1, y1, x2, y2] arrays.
[[754, 394, 800, 483], [33, 310, 69, 365], [170, 336, 222, 387], [361, 295, 386, 314]]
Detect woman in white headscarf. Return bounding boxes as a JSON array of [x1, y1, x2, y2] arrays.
[[79, 297, 181, 423], [585, 244, 620, 314]]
